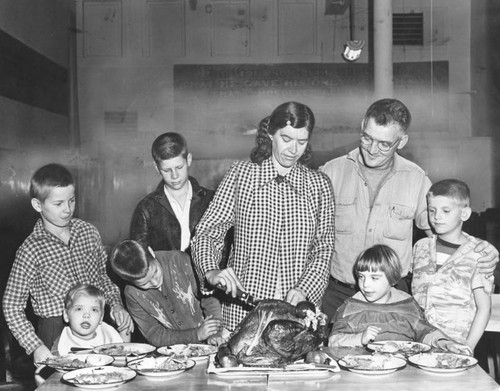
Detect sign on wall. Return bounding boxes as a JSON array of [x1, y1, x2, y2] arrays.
[[174, 62, 448, 158]]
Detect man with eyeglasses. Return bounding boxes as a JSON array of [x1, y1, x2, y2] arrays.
[[319, 98, 499, 324]]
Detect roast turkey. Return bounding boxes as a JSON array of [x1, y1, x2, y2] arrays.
[[217, 299, 327, 367]]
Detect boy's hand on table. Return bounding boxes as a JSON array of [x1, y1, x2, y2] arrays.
[[197, 315, 223, 342], [111, 304, 135, 335], [475, 240, 499, 276], [436, 340, 473, 356], [33, 345, 52, 365]]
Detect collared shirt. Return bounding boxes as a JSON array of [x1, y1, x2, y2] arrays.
[[412, 234, 494, 343], [164, 182, 193, 251], [192, 158, 335, 331], [320, 148, 431, 284], [2, 218, 123, 355]]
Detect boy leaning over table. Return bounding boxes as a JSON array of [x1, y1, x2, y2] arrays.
[[2, 163, 134, 364]]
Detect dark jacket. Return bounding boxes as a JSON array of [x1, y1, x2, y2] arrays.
[[130, 177, 214, 252]]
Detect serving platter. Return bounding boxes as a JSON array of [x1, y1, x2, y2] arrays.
[[38, 354, 114, 373], [62, 366, 136, 389], [127, 356, 196, 378], [206, 354, 339, 379], [157, 343, 218, 362], [92, 343, 155, 365], [367, 340, 431, 357], [338, 354, 406, 375], [408, 352, 478, 374]]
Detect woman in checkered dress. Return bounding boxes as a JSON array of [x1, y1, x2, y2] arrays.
[[192, 102, 335, 333]]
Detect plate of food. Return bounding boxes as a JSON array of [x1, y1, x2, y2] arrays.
[[38, 354, 114, 373], [408, 352, 478, 373], [92, 343, 155, 363], [157, 344, 218, 362], [367, 340, 431, 356], [338, 354, 407, 375], [62, 366, 136, 389], [127, 356, 196, 377]]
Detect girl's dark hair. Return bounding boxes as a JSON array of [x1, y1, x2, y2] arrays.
[[250, 101, 315, 167], [354, 244, 402, 286]]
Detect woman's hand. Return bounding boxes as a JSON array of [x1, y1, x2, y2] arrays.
[[205, 268, 245, 299], [285, 288, 307, 306], [474, 240, 499, 276], [361, 325, 381, 345]]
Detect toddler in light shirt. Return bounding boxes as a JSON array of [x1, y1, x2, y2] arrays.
[[52, 284, 129, 355]]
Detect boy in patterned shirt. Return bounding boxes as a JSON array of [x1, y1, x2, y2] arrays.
[[110, 239, 222, 347], [3, 163, 133, 364], [412, 179, 493, 352]]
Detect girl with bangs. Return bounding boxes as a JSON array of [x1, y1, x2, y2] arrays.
[[328, 244, 470, 355]]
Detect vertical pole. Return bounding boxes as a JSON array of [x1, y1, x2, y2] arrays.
[[373, 0, 393, 99]]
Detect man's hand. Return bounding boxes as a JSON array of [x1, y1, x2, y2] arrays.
[[33, 344, 52, 365], [436, 340, 473, 356], [205, 268, 245, 299], [110, 303, 134, 335], [474, 240, 499, 276]]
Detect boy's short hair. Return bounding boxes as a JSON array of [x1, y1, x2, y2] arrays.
[[354, 244, 402, 286], [151, 132, 188, 164], [110, 240, 151, 282], [30, 163, 75, 202], [363, 98, 412, 133], [427, 179, 470, 208], [64, 283, 105, 311]]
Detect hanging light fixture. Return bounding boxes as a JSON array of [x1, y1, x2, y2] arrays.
[[342, 40, 365, 61], [342, 0, 364, 62]]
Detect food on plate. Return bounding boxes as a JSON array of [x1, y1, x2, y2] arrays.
[[41, 354, 111, 370], [42, 356, 91, 369], [341, 355, 393, 370], [216, 299, 327, 368], [305, 349, 333, 365], [129, 356, 191, 372], [74, 371, 125, 384], [413, 353, 474, 369], [370, 341, 430, 355], [96, 344, 143, 356], [170, 344, 218, 358]]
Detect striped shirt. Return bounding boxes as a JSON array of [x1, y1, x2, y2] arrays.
[[3, 218, 123, 354], [192, 158, 335, 331]]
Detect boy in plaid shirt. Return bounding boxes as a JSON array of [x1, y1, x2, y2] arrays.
[[3, 163, 134, 364]]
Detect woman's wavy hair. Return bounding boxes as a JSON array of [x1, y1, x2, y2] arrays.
[[250, 101, 315, 167]]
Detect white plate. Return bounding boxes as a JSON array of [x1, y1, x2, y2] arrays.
[[92, 343, 155, 363], [38, 354, 115, 373], [367, 340, 431, 356], [206, 354, 339, 379], [62, 366, 136, 389], [339, 354, 406, 375], [127, 356, 196, 377], [408, 353, 478, 373], [157, 344, 218, 362]]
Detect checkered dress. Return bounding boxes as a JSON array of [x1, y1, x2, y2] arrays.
[[192, 158, 335, 331], [2, 218, 123, 354]]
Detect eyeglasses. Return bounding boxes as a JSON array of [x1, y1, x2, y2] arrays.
[[360, 132, 401, 152]]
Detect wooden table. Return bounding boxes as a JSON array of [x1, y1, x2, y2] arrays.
[[35, 347, 500, 391]]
